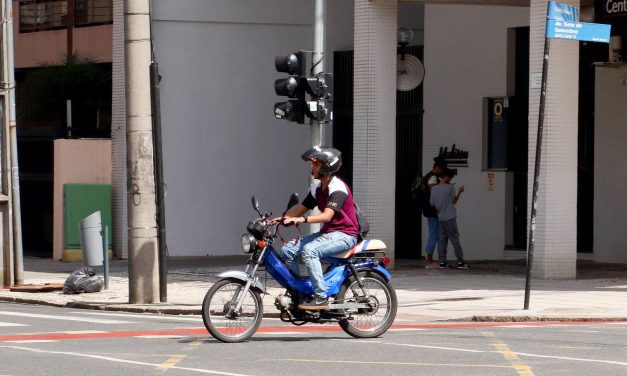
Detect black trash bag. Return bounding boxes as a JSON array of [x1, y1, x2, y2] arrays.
[[63, 267, 104, 294]]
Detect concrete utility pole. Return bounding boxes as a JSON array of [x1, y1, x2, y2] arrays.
[[0, 0, 15, 288], [124, 0, 160, 303], [3, 0, 23, 286]]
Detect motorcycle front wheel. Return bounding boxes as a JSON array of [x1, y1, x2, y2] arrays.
[[337, 271, 397, 338], [201, 278, 263, 343]]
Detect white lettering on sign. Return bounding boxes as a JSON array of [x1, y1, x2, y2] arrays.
[[554, 6, 575, 16], [606, 0, 627, 14]]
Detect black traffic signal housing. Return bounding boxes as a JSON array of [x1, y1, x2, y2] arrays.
[[274, 51, 333, 125], [274, 51, 307, 124]]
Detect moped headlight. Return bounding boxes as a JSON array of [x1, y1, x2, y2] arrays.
[[241, 234, 256, 254]]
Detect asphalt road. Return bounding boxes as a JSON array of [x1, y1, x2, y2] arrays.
[[1, 302, 626, 376]]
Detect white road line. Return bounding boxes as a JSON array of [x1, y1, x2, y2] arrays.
[[0, 346, 253, 376], [134, 335, 187, 339], [0, 322, 28, 327], [359, 339, 627, 367], [256, 332, 308, 335], [51, 330, 108, 334], [74, 311, 287, 323], [74, 311, 203, 322], [4, 340, 58, 343], [388, 328, 427, 332], [0, 311, 135, 324], [494, 325, 544, 328], [358, 340, 485, 353], [516, 352, 627, 367]]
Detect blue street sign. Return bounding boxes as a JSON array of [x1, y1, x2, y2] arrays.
[[548, 1, 579, 22], [546, 20, 611, 43]]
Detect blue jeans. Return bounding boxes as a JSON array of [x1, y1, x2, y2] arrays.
[[425, 216, 439, 256], [281, 231, 357, 300]]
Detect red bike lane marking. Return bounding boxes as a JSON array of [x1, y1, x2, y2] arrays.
[[0, 321, 623, 342]]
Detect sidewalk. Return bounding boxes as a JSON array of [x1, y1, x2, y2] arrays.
[[1, 256, 627, 322]]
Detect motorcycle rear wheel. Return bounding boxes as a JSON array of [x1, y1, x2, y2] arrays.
[[337, 271, 397, 338], [202, 278, 263, 343]]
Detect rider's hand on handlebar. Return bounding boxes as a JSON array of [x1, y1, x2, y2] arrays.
[[272, 216, 305, 227]]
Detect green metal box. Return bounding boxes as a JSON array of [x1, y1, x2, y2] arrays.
[[63, 183, 112, 249]]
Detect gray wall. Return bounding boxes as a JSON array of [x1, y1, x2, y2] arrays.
[[152, 0, 316, 255]]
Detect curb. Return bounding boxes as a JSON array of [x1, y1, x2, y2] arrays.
[[472, 315, 627, 323], [0, 295, 286, 317]]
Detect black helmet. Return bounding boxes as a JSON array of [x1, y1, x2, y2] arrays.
[[301, 146, 342, 176]]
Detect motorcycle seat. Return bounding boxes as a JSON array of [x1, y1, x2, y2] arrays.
[[333, 239, 387, 259]]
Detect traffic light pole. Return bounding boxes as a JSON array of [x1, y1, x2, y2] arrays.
[[308, 0, 326, 233], [310, 0, 325, 148]]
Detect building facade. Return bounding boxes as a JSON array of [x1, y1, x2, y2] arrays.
[[64, 0, 627, 278]]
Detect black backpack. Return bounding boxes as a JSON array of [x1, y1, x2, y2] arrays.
[[411, 172, 437, 217], [354, 202, 369, 242]]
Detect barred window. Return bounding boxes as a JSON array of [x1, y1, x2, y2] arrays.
[[75, 0, 113, 27], [19, 0, 68, 32], [19, 0, 112, 33]]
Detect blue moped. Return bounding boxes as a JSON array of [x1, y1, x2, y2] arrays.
[[201, 194, 397, 342]]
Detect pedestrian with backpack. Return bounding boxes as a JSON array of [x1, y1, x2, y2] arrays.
[[411, 159, 447, 268]]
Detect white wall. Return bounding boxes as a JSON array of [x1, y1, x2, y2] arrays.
[[423, 4, 528, 260], [151, 0, 316, 255], [594, 66, 627, 263]]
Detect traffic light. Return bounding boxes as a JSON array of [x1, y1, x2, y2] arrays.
[[273, 51, 333, 125], [304, 73, 332, 123], [274, 52, 307, 124]]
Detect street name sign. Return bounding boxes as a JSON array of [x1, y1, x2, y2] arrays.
[[546, 20, 611, 42]]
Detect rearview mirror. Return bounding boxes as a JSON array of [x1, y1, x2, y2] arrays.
[[251, 196, 260, 215], [286, 193, 299, 211]]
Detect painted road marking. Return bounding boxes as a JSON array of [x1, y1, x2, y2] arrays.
[[260, 358, 516, 369], [135, 335, 187, 339], [0, 322, 28, 327], [484, 331, 535, 376], [49, 330, 108, 334], [0, 311, 135, 324], [75, 311, 203, 322], [75, 311, 288, 323], [156, 354, 186, 373], [517, 352, 627, 367], [358, 340, 485, 353], [4, 340, 58, 343], [1, 321, 625, 343], [388, 328, 427, 332], [0, 345, 253, 376]]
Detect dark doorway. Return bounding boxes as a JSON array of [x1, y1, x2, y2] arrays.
[[578, 41, 606, 253], [511, 27, 529, 249], [333, 47, 424, 260], [395, 46, 424, 259]]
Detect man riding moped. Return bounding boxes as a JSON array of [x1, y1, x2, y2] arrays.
[[276, 146, 359, 310]]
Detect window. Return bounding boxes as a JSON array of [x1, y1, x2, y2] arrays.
[[75, 0, 113, 27], [19, 0, 68, 32], [19, 0, 112, 33]]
